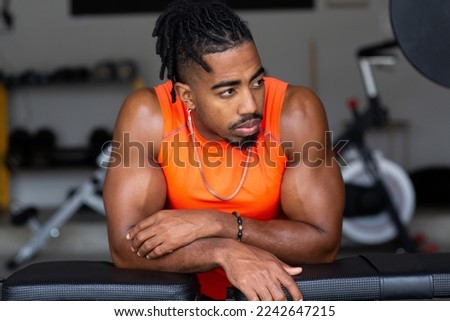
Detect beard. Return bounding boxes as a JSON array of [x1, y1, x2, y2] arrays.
[[226, 129, 260, 150], [226, 113, 262, 150]]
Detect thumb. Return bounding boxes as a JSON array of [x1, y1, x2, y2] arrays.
[[283, 265, 303, 276]]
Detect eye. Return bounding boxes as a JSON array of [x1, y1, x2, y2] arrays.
[[251, 78, 265, 89], [219, 88, 235, 97]]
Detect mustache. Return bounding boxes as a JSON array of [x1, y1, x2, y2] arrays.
[[229, 113, 263, 130]]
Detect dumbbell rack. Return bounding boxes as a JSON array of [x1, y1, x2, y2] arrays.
[[2, 61, 142, 268], [3, 61, 140, 207], [6, 150, 109, 269]]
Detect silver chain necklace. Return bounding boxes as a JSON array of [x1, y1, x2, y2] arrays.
[[187, 109, 251, 201]]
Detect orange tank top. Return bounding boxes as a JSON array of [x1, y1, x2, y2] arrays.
[[155, 77, 288, 299]]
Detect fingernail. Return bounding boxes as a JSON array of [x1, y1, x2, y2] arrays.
[[126, 233, 131, 240], [131, 246, 136, 252]]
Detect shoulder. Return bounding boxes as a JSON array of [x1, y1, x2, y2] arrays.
[[283, 85, 326, 122], [281, 85, 328, 136], [113, 86, 164, 157], [280, 85, 330, 157], [264, 78, 325, 125], [119, 87, 160, 119]]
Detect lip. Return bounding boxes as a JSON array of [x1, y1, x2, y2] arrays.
[[233, 119, 261, 136]]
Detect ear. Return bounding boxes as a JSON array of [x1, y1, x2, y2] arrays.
[[174, 82, 196, 110]]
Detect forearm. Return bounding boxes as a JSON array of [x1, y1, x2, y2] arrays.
[[194, 209, 340, 265], [240, 218, 340, 265], [184, 209, 340, 266], [139, 208, 339, 266], [118, 207, 340, 269], [110, 236, 227, 273]]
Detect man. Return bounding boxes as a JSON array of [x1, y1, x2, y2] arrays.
[[103, 0, 344, 301]]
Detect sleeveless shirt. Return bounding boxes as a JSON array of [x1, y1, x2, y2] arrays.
[[155, 77, 288, 299]]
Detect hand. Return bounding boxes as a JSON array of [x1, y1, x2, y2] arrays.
[[126, 210, 215, 259], [220, 241, 303, 301]]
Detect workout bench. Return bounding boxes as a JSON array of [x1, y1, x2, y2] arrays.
[[2, 252, 450, 300]]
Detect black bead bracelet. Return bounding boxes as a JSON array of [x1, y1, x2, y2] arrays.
[[232, 211, 243, 242]]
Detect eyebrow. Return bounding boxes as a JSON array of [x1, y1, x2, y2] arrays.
[[210, 66, 266, 90]]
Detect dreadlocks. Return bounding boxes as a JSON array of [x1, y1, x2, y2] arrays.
[[153, 0, 254, 102]]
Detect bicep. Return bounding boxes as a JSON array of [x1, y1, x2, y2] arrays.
[[280, 86, 344, 236], [281, 159, 344, 235], [103, 88, 166, 253], [103, 163, 166, 247]]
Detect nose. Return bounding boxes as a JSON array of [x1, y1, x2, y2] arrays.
[[238, 89, 259, 115]]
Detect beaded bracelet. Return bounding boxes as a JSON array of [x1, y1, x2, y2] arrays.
[[232, 211, 243, 242]]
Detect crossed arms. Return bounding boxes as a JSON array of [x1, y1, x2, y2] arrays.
[[103, 85, 344, 301]]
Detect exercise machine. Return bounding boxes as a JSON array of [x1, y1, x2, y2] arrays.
[[339, 0, 450, 249], [338, 40, 416, 251], [3, 252, 450, 300]]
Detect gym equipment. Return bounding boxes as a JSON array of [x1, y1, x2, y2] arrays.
[[337, 40, 416, 249], [49, 66, 90, 84], [390, 0, 450, 89], [342, 153, 415, 245], [2, 252, 450, 300], [409, 167, 450, 207], [86, 127, 112, 165], [5, 128, 32, 170], [341, 0, 450, 246], [2, 261, 200, 301], [6, 146, 110, 269], [30, 127, 57, 167], [92, 61, 117, 82], [10, 206, 40, 228], [234, 252, 450, 301], [116, 60, 138, 82], [91, 59, 139, 82]]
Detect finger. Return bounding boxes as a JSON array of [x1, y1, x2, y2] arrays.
[[256, 285, 275, 301], [126, 216, 158, 240], [267, 282, 287, 301], [146, 243, 173, 259], [235, 275, 268, 301], [242, 289, 259, 301], [252, 269, 288, 301], [280, 276, 302, 301], [129, 229, 157, 254], [137, 235, 163, 257], [135, 237, 162, 257], [126, 225, 148, 242]]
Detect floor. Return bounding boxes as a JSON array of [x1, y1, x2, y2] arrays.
[[1, 205, 450, 298]]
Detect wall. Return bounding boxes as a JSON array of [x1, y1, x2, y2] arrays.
[[1, 0, 450, 207]]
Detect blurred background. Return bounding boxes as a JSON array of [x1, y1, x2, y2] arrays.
[[1, 0, 450, 281]]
